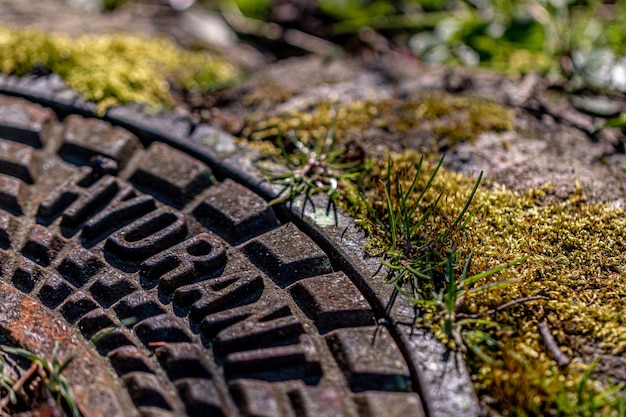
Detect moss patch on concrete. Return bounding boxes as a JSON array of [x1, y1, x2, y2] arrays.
[[242, 93, 513, 150], [467, 184, 626, 415], [0, 25, 238, 113], [347, 152, 626, 415]]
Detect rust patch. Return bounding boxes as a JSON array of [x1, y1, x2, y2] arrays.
[[0, 281, 130, 417]]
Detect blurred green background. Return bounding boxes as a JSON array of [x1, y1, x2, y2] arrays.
[[215, 0, 626, 92], [90, 0, 626, 93]]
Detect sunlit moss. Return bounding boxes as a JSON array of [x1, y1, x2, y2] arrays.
[[466, 186, 626, 414], [242, 93, 513, 149], [0, 25, 238, 113], [344, 151, 626, 415]]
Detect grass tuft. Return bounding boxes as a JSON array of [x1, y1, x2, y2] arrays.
[[259, 115, 369, 217]]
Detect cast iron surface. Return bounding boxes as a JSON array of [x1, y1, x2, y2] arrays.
[[0, 74, 478, 417]]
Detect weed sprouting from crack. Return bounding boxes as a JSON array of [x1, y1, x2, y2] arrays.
[[261, 125, 367, 218]]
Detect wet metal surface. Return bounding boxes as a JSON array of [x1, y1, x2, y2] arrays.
[[0, 78, 478, 416]]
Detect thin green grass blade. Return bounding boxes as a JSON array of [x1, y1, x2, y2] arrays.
[[458, 318, 502, 328], [460, 207, 479, 230], [468, 279, 516, 295], [603, 116, 626, 129], [410, 154, 444, 217], [340, 170, 364, 179], [577, 358, 600, 404], [405, 264, 435, 280], [58, 380, 80, 417], [463, 256, 528, 287], [410, 207, 432, 237], [445, 249, 457, 313], [452, 171, 483, 229], [51, 341, 59, 365], [55, 353, 79, 376], [409, 191, 443, 239], [400, 156, 423, 217], [459, 251, 474, 288], [381, 258, 403, 271], [394, 164, 403, 208], [464, 335, 495, 364], [266, 172, 298, 180], [467, 329, 502, 348], [0, 345, 42, 363], [404, 155, 424, 203], [592, 382, 624, 403], [356, 188, 386, 230], [382, 178, 397, 250]]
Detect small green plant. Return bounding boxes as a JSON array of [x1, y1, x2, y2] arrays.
[[0, 343, 80, 417], [0, 318, 136, 416], [261, 126, 367, 217], [357, 155, 483, 290], [410, 247, 528, 360], [0, 355, 17, 407]]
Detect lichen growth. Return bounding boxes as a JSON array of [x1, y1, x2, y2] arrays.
[[0, 25, 238, 113]]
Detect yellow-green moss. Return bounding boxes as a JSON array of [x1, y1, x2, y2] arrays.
[[242, 93, 514, 150], [346, 151, 626, 415], [468, 186, 626, 414], [0, 25, 238, 113]]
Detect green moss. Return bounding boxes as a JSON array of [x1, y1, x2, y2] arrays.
[[345, 151, 626, 415], [487, 49, 553, 75], [466, 186, 626, 415], [242, 92, 514, 150], [0, 25, 238, 113]]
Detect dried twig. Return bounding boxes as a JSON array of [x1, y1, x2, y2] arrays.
[[538, 320, 571, 367], [0, 361, 41, 409]]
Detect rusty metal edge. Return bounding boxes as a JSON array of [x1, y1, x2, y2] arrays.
[[0, 72, 481, 417], [0, 283, 136, 417]]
